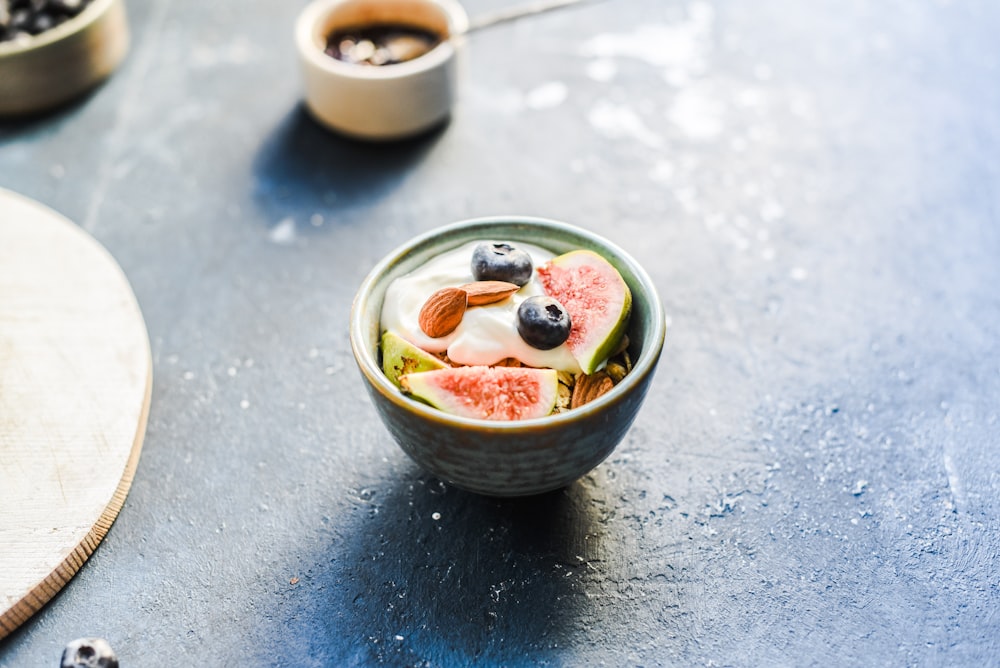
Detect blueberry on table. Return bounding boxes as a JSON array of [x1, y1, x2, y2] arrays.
[[471, 242, 533, 287], [517, 296, 572, 350], [61, 637, 119, 668]]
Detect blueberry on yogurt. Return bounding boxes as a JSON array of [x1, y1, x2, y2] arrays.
[[471, 242, 533, 287], [517, 296, 572, 350]]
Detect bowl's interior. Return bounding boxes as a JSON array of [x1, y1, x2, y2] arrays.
[[352, 217, 665, 427], [311, 0, 454, 52]]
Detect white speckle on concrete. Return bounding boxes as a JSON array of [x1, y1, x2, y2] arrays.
[[649, 160, 676, 184], [240, 399, 250, 410], [525, 82, 568, 109], [790, 94, 813, 118], [227, 367, 237, 377], [310, 213, 324, 227], [183, 371, 195, 380], [49, 164, 65, 179], [588, 100, 662, 147], [668, 88, 723, 139], [760, 200, 786, 222], [190, 36, 257, 68], [674, 186, 700, 213], [736, 88, 764, 108], [754, 63, 773, 81], [269, 217, 296, 245], [580, 3, 713, 85], [943, 453, 964, 511], [431, 512, 441, 520], [790, 267, 808, 282], [585, 59, 618, 82], [471, 86, 524, 114]]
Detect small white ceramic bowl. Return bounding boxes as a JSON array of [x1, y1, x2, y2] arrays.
[[295, 0, 468, 141], [0, 0, 128, 116]]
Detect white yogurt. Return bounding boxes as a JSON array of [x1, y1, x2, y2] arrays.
[[381, 240, 582, 373]]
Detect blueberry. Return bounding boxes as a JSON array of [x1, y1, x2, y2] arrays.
[[471, 242, 533, 287], [30, 12, 53, 34], [61, 638, 119, 668], [517, 296, 571, 350]]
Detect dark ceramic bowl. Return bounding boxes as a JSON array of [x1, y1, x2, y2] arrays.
[[350, 216, 666, 496]]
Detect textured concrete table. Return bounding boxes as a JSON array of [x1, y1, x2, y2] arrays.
[[2, 0, 999, 665]]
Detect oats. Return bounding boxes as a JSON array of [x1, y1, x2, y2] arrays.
[[606, 361, 627, 384], [612, 335, 630, 357], [556, 382, 572, 410]]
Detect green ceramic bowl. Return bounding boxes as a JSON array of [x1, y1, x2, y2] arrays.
[[350, 216, 666, 496]]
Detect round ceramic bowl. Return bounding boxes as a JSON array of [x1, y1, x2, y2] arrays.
[[350, 216, 667, 497], [295, 0, 467, 141], [0, 0, 129, 117]]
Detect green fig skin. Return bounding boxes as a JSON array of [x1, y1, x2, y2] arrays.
[[380, 330, 448, 387], [537, 250, 632, 375]]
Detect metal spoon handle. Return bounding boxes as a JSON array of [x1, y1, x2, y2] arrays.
[[464, 0, 604, 34]]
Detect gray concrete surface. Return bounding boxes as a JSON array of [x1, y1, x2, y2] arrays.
[[2, 0, 998, 665]]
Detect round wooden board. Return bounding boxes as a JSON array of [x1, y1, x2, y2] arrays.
[[0, 189, 152, 639]]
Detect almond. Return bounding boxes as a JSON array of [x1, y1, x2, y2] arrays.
[[459, 280, 520, 306], [570, 371, 614, 409], [419, 287, 467, 338]]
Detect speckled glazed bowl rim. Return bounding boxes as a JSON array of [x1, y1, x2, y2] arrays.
[[0, 0, 116, 56], [295, 0, 468, 81], [350, 216, 666, 432]]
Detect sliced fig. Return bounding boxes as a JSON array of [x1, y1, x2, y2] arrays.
[[536, 250, 632, 375], [400, 366, 558, 421], [381, 330, 447, 387]]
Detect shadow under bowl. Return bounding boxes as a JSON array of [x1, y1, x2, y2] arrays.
[[350, 216, 667, 497]]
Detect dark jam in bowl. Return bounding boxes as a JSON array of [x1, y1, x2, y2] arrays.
[[324, 24, 441, 66]]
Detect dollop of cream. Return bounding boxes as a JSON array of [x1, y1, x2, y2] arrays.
[[381, 240, 581, 373]]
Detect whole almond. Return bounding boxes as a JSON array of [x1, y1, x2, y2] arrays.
[[419, 287, 467, 338], [570, 371, 614, 409], [459, 281, 520, 306]]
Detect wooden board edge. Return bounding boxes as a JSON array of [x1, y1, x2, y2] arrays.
[[0, 348, 153, 641]]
